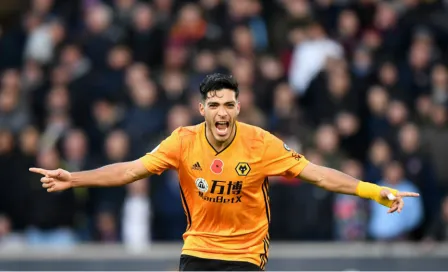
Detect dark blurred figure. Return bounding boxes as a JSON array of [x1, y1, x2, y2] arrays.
[[61, 129, 92, 172], [93, 45, 132, 101], [82, 3, 122, 70], [112, 0, 138, 29], [124, 79, 165, 155], [268, 82, 312, 144], [231, 58, 255, 89], [384, 99, 409, 148], [30, 65, 70, 130], [189, 49, 220, 93], [151, 0, 174, 28], [397, 122, 438, 239], [314, 124, 346, 169], [254, 55, 286, 112], [20, 59, 44, 95], [422, 104, 448, 195], [232, 24, 256, 60], [415, 94, 433, 126], [26, 148, 77, 245], [86, 98, 124, 158], [0, 129, 30, 232], [309, 65, 359, 126], [270, 0, 312, 55], [0, 70, 30, 133], [430, 63, 448, 107], [225, 0, 268, 51], [18, 126, 39, 168], [334, 112, 365, 161], [128, 3, 165, 69], [399, 37, 433, 103], [336, 9, 360, 58], [160, 70, 189, 106], [372, 2, 401, 59], [376, 61, 409, 107], [365, 138, 392, 184], [351, 46, 375, 91], [58, 44, 93, 128], [424, 195, 448, 241], [199, 0, 227, 43], [93, 208, 120, 243], [237, 87, 266, 128]]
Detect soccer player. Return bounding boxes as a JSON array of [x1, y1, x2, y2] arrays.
[[30, 73, 419, 271]]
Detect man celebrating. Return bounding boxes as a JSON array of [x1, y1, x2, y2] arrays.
[[30, 74, 419, 271]]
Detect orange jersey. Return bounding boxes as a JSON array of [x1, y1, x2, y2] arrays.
[[140, 121, 309, 269]]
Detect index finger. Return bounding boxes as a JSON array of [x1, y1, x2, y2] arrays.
[[397, 192, 420, 198], [29, 167, 48, 176]]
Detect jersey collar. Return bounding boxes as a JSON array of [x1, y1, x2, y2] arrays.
[[203, 121, 239, 156]]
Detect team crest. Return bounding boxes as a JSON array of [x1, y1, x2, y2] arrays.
[[235, 162, 251, 176], [211, 159, 224, 174], [195, 178, 209, 193]]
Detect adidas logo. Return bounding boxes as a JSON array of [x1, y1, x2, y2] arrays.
[[192, 162, 202, 171]]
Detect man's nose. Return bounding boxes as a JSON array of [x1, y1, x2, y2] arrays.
[[217, 106, 227, 117]]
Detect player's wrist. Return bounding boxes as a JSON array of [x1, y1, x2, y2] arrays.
[[356, 181, 397, 207], [67, 172, 76, 188], [356, 181, 380, 199]]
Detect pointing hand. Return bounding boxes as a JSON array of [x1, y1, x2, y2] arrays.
[[29, 167, 72, 192]]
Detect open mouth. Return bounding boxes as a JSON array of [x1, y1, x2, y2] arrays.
[[215, 121, 229, 136]]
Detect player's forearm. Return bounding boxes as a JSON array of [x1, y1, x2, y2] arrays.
[[70, 162, 141, 188], [314, 166, 360, 195], [311, 166, 397, 205]]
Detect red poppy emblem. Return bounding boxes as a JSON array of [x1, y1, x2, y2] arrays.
[[211, 159, 224, 174]]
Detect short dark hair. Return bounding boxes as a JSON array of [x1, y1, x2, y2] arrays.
[[199, 73, 239, 101]]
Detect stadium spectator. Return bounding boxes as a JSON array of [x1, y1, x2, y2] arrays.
[[368, 161, 423, 241], [424, 195, 448, 241], [333, 159, 368, 241], [122, 177, 151, 251]]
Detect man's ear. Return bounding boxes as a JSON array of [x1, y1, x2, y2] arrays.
[[236, 101, 241, 115], [199, 102, 205, 117]]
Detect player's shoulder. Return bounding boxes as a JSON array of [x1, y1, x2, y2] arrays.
[[171, 123, 203, 140], [237, 122, 272, 143]]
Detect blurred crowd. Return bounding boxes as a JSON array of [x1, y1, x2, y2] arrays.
[[0, 0, 448, 247]]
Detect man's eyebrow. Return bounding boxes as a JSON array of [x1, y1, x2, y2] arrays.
[[207, 101, 235, 105]]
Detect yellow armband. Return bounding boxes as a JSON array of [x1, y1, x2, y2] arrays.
[[356, 181, 398, 208]]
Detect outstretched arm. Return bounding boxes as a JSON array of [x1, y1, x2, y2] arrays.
[[260, 131, 419, 213], [298, 162, 420, 213], [31, 128, 182, 192], [71, 160, 150, 187], [30, 159, 151, 192]]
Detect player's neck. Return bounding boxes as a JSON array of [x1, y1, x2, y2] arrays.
[[206, 124, 237, 153]]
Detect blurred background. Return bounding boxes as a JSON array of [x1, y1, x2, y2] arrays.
[[0, 0, 448, 270]]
